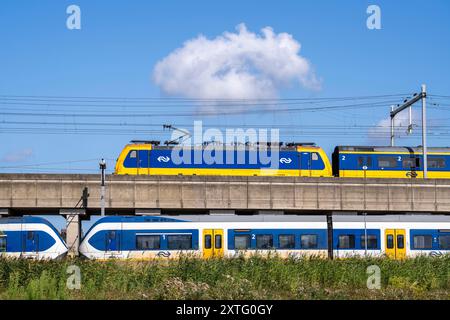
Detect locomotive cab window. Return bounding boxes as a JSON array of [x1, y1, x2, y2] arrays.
[[377, 157, 398, 168], [301, 234, 318, 249], [136, 235, 160, 250], [312, 152, 319, 161], [413, 235, 432, 249], [0, 236, 6, 252], [439, 235, 450, 250], [123, 150, 138, 168], [234, 235, 251, 250], [338, 235, 355, 249], [278, 234, 295, 249], [129, 150, 137, 158], [256, 234, 273, 249], [167, 235, 192, 250], [361, 235, 378, 249]]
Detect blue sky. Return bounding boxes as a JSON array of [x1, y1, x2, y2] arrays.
[[1, 1, 450, 231]]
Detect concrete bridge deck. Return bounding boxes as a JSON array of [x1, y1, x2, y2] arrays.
[[1, 173, 450, 215]]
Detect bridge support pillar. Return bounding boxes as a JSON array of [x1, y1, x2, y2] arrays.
[[0, 209, 10, 216], [60, 209, 85, 257]]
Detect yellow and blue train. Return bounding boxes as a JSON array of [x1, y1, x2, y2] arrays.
[[114, 141, 450, 179]]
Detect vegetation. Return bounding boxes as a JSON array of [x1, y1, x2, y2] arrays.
[[0, 255, 449, 300]]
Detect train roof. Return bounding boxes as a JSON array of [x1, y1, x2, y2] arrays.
[[334, 146, 450, 153], [0, 216, 53, 225], [333, 215, 450, 223], [127, 141, 321, 151]]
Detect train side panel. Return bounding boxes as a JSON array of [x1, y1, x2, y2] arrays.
[[114, 143, 333, 177]]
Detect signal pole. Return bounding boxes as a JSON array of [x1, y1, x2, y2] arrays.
[[421, 84, 427, 178], [99, 159, 106, 216], [389, 84, 428, 178], [390, 105, 395, 146]]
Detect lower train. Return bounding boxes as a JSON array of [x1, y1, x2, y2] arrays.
[[0, 216, 67, 259], [2, 215, 449, 260], [78, 215, 450, 260], [114, 141, 450, 179]]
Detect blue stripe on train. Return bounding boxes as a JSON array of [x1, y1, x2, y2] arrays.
[[123, 149, 326, 170], [87, 229, 199, 251], [0, 230, 57, 252]]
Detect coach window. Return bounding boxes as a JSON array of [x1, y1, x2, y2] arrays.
[[167, 235, 192, 250], [136, 235, 160, 250], [338, 235, 355, 249], [397, 235, 405, 249], [439, 235, 450, 250], [301, 234, 318, 249], [214, 235, 222, 249], [386, 235, 394, 249], [256, 234, 273, 249], [358, 157, 372, 168], [0, 236, 6, 252], [377, 157, 397, 168], [279, 235, 295, 249], [204, 235, 212, 249], [234, 235, 251, 250], [402, 157, 421, 169], [428, 157, 446, 169], [413, 235, 432, 249], [361, 235, 378, 249]]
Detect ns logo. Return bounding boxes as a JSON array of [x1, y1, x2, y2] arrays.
[[279, 158, 292, 164], [406, 171, 418, 178], [157, 156, 170, 163]]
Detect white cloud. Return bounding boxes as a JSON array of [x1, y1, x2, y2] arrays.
[[1, 148, 33, 163], [153, 23, 321, 100]]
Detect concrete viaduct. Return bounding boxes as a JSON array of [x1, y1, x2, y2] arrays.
[[1, 173, 450, 256]]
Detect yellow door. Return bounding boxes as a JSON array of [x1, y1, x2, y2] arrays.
[[385, 229, 406, 259], [202, 229, 224, 258]]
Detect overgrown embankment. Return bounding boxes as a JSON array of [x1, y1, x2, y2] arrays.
[[0, 256, 449, 299]]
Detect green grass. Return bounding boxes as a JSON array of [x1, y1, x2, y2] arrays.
[[0, 255, 449, 300]]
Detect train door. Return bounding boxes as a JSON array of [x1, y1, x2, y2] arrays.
[[202, 229, 224, 258], [385, 229, 406, 259], [137, 150, 150, 175], [105, 230, 121, 256], [22, 231, 39, 258], [300, 152, 311, 177]]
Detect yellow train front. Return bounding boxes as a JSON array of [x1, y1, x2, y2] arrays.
[[114, 141, 333, 177], [332, 146, 450, 179]]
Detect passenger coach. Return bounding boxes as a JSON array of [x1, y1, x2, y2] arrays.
[[79, 215, 450, 260], [333, 146, 450, 179]]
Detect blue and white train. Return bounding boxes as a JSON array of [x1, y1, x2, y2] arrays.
[[0, 216, 68, 259], [78, 215, 450, 260]]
